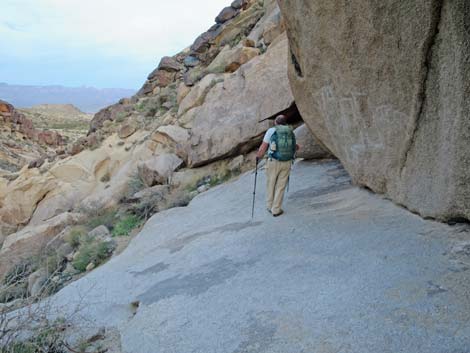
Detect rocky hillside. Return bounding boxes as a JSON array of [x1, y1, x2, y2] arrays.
[[278, 0, 470, 222], [20, 104, 92, 142], [0, 0, 329, 309], [1, 0, 469, 350], [0, 100, 65, 175]]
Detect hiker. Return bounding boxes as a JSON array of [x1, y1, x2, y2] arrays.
[[256, 115, 299, 217]]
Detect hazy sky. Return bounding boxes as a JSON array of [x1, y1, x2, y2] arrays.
[[0, 0, 228, 89]]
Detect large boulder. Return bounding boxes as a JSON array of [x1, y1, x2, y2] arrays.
[[215, 7, 240, 24], [294, 124, 332, 160], [278, 0, 470, 221], [185, 35, 294, 167], [138, 153, 184, 187], [0, 212, 83, 280], [0, 168, 58, 233], [178, 74, 224, 116], [206, 46, 260, 74]]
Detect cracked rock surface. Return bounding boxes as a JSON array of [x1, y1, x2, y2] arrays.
[[278, 0, 470, 221], [45, 160, 469, 352]]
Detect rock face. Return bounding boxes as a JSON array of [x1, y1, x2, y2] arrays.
[[0, 100, 64, 147], [138, 153, 184, 187], [0, 0, 291, 281], [294, 124, 332, 160], [42, 161, 470, 353], [0, 100, 65, 173], [278, 0, 470, 221], [0, 212, 82, 279], [185, 35, 293, 167]]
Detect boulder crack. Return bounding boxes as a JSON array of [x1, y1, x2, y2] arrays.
[[400, 0, 444, 176]]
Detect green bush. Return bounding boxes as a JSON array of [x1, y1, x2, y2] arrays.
[[86, 209, 118, 231], [112, 215, 141, 237], [72, 238, 115, 273], [64, 226, 86, 249], [1, 321, 67, 353], [115, 111, 128, 123]]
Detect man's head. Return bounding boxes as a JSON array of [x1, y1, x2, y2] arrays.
[[274, 115, 287, 126]]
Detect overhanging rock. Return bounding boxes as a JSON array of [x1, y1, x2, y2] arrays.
[[278, 0, 470, 221]]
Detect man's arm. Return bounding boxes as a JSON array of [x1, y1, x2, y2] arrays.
[[256, 142, 269, 160]]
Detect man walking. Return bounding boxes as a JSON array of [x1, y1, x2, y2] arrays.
[[256, 115, 299, 217]]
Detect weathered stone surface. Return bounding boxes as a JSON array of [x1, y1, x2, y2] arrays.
[[231, 0, 247, 10], [206, 46, 260, 74], [178, 74, 223, 116], [278, 0, 470, 221], [225, 46, 260, 72], [152, 125, 190, 147], [183, 56, 200, 68], [176, 83, 191, 104], [215, 6, 240, 24], [130, 185, 170, 203], [118, 124, 136, 139], [183, 67, 204, 86], [228, 155, 244, 172], [158, 56, 182, 72], [139, 70, 176, 96], [138, 153, 184, 187], [0, 168, 57, 231], [90, 102, 132, 133], [186, 35, 293, 167], [88, 225, 111, 241], [294, 124, 332, 160], [0, 212, 83, 280], [248, 0, 283, 45], [41, 161, 470, 353], [213, 2, 264, 47], [28, 268, 47, 297]]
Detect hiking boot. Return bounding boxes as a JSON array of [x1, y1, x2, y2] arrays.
[[273, 210, 284, 217]]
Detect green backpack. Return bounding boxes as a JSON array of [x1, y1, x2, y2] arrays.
[[268, 125, 296, 161]]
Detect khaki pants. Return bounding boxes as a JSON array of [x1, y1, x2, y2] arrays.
[[265, 159, 292, 214]]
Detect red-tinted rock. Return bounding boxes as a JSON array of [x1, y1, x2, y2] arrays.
[[215, 6, 240, 24], [158, 56, 182, 72]]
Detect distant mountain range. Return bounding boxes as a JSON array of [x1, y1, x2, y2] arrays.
[[0, 83, 136, 113]]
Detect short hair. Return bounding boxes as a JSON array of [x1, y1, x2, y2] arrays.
[[275, 115, 287, 125]]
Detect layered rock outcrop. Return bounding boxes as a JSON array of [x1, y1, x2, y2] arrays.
[[0, 0, 302, 281], [278, 0, 470, 221], [0, 100, 65, 174]]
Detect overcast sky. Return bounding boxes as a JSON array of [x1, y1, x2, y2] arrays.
[[0, 0, 228, 89]]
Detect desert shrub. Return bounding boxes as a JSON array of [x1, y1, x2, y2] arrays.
[[64, 226, 86, 249], [0, 315, 69, 353], [3, 260, 34, 287], [133, 194, 161, 221], [112, 215, 141, 237], [0, 282, 28, 304], [86, 209, 118, 231], [127, 173, 145, 196], [115, 111, 127, 123], [1, 328, 67, 353], [72, 238, 115, 273], [41, 253, 63, 276]]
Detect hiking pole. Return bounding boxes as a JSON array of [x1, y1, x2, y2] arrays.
[[251, 157, 259, 219]]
